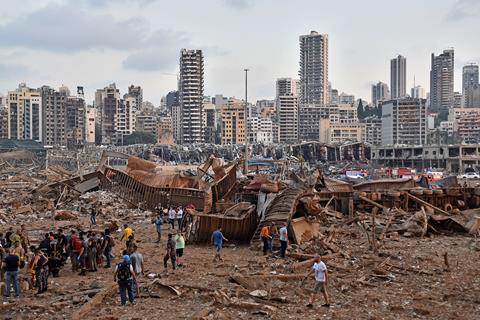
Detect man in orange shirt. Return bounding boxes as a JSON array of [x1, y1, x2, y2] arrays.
[[260, 224, 270, 255]]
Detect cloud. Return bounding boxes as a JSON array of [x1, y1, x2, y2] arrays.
[[0, 3, 147, 52], [123, 30, 229, 72], [85, 0, 157, 6], [0, 63, 30, 79], [223, 0, 256, 10], [447, 0, 480, 21], [123, 30, 190, 71]]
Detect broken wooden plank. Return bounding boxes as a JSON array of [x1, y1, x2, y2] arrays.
[[358, 195, 387, 210], [406, 192, 449, 215], [71, 284, 116, 320]]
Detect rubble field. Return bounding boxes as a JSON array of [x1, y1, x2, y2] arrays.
[[1, 150, 480, 319], [1, 200, 479, 320]]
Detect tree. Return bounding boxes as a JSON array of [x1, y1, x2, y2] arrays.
[[357, 100, 364, 120]]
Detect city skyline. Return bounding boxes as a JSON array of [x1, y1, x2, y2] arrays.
[[0, 0, 479, 104]]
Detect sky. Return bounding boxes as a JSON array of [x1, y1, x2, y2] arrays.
[[0, 0, 479, 105]]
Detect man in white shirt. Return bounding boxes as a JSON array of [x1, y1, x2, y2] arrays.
[[176, 206, 183, 230], [303, 255, 331, 308], [168, 207, 176, 230], [278, 222, 288, 258]]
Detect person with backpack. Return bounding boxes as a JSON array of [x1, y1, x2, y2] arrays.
[[69, 230, 82, 272], [102, 229, 114, 268], [114, 255, 136, 306]]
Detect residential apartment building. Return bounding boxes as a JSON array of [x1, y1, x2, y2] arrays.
[[411, 85, 426, 99], [390, 55, 407, 99], [338, 92, 355, 105], [277, 94, 299, 143], [95, 83, 121, 145], [430, 49, 454, 112], [363, 116, 382, 146], [0, 106, 7, 139], [276, 78, 298, 98], [299, 31, 328, 105], [221, 98, 245, 145], [439, 121, 455, 137], [40, 85, 68, 146], [321, 104, 358, 123], [371, 82, 390, 107], [203, 102, 217, 143], [319, 119, 365, 144], [171, 104, 182, 143], [248, 117, 273, 144], [136, 114, 157, 136], [463, 84, 480, 107], [299, 31, 328, 141], [166, 90, 179, 113], [381, 98, 427, 146], [179, 49, 204, 143], [462, 63, 479, 107], [329, 88, 339, 105], [448, 107, 480, 143], [7, 83, 43, 142], [85, 106, 96, 144], [127, 85, 143, 112], [158, 117, 175, 145], [115, 95, 137, 142], [276, 77, 299, 143], [65, 95, 86, 147]]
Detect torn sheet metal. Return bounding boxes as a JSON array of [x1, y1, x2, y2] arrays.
[[353, 177, 415, 192], [290, 216, 322, 244], [185, 204, 257, 243]]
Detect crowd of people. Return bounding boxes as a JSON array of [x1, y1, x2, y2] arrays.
[[2, 204, 331, 309]]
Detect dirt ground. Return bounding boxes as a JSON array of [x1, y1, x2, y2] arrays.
[[2, 206, 479, 320]]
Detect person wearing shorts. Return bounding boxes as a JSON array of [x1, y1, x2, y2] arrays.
[[211, 226, 228, 261], [175, 232, 185, 266], [303, 255, 330, 308]]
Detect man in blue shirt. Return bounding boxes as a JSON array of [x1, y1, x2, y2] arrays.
[[211, 226, 228, 262]]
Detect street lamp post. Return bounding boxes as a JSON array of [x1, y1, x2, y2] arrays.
[[244, 68, 249, 175]]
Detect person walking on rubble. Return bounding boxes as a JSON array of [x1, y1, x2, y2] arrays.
[[211, 226, 228, 262], [121, 224, 134, 244], [69, 230, 82, 272], [175, 232, 185, 267], [102, 229, 114, 268], [90, 206, 97, 226], [303, 255, 331, 308], [168, 207, 176, 230], [114, 255, 136, 306], [154, 210, 164, 243], [163, 233, 176, 272], [260, 224, 270, 255], [3, 248, 21, 298], [279, 222, 288, 258], [33, 248, 49, 294], [176, 206, 184, 230], [268, 222, 277, 253]]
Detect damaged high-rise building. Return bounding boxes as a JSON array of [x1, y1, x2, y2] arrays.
[[179, 49, 204, 144], [298, 31, 329, 141]]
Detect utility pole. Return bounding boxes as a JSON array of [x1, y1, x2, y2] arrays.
[[244, 68, 249, 175]]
